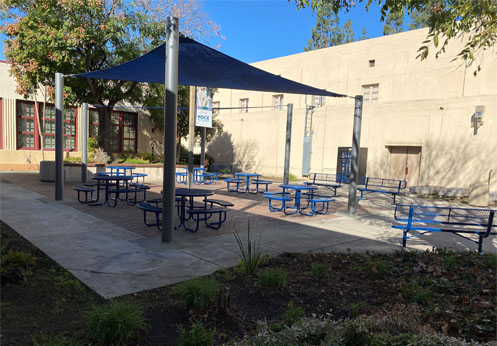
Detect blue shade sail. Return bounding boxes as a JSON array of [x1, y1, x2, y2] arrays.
[[74, 36, 345, 98]]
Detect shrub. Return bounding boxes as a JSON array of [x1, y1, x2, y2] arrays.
[[88, 136, 99, 152], [401, 280, 432, 303], [86, 301, 146, 345], [234, 221, 263, 275], [342, 321, 372, 346], [178, 321, 215, 346], [123, 157, 149, 164], [139, 151, 154, 162], [310, 263, 329, 279], [64, 156, 82, 163], [288, 173, 298, 182], [444, 255, 456, 271], [258, 268, 287, 289], [368, 258, 389, 276], [1, 249, 36, 277], [90, 148, 110, 164], [349, 302, 366, 317], [173, 277, 219, 310], [283, 300, 304, 327], [32, 335, 82, 346]]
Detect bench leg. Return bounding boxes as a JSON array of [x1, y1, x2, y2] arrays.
[[205, 211, 226, 229], [402, 230, 408, 249], [478, 236, 484, 255]]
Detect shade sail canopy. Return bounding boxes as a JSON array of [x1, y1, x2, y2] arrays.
[[74, 36, 344, 98]]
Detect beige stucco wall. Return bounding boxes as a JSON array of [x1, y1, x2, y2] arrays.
[[212, 28, 497, 191]]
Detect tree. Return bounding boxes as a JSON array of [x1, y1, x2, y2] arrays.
[[1, 0, 219, 153], [142, 84, 223, 158], [295, 0, 497, 74], [358, 27, 369, 41], [383, 8, 405, 35], [305, 2, 355, 51]]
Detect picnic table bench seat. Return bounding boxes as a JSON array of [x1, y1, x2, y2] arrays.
[[251, 179, 272, 193], [392, 204, 497, 254], [225, 178, 243, 192], [107, 187, 148, 207], [359, 177, 407, 204], [73, 186, 94, 203], [300, 196, 334, 216], [137, 202, 162, 228], [186, 207, 228, 231], [204, 198, 235, 208], [304, 173, 343, 196], [264, 192, 293, 212]]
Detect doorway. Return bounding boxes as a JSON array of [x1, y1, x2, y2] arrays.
[[387, 146, 421, 187]]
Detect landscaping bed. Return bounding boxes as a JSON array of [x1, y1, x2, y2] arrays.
[[1, 221, 496, 345]]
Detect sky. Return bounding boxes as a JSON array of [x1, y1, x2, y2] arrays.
[[0, 0, 386, 63], [199, 0, 385, 63]]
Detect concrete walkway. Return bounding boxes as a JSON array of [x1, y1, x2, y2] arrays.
[[1, 174, 495, 298]]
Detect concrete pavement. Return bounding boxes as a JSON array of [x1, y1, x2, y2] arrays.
[[1, 174, 495, 298]]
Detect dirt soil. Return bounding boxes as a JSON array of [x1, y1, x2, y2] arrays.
[[1, 220, 496, 345]]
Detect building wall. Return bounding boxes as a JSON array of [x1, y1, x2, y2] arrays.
[[211, 28, 497, 191], [0, 61, 163, 170]]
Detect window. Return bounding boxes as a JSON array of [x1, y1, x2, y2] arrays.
[[369, 59, 375, 67], [89, 109, 99, 137], [90, 109, 137, 153], [212, 101, 220, 116], [16, 100, 77, 150], [272, 95, 283, 110], [41, 105, 77, 150], [312, 95, 325, 107], [240, 98, 248, 113], [362, 84, 379, 104], [16, 101, 37, 149]]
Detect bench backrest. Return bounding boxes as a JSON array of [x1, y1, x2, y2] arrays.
[[394, 204, 497, 227], [365, 177, 407, 191], [310, 173, 343, 185]]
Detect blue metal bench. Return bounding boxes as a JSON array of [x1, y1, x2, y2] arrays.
[[264, 192, 293, 212], [73, 186, 94, 203], [300, 195, 334, 216], [392, 204, 497, 254], [225, 178, 243, 192], [204, 199, 235, 208], [186, 207, 228, 232], [358, 177, 407, 204], [304, 173, 343, 196], [251, 179, 272, 193], [137, 202, 162, 229], [176, 169, 188, 184]]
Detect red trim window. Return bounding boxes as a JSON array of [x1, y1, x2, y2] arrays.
[[89, 109, 137, 153], [16, 100, 77, 151], [89, 109, 99, 137], [40, 104, 77, 151], [16, 101, 38, 149]]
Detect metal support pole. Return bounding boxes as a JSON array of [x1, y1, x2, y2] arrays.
[[162, 16, 179, 243], [81, 103, 88, 183], [347, 95, 363, 214], [55, 72, 64, 200], [200, 127, 206, 168], [283, 103, 293, 185], [188, 86, 195, 188]]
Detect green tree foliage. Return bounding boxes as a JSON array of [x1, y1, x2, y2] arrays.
[[142, 85, 223, 156], [1, 0, 219, 153], [295, 0, 497, 74], [305, 2, 355, 51], [383, 9, 406, 35], [358, 26, 369, 41]]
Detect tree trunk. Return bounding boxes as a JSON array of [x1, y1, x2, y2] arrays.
[[97, 107, 112, 154]]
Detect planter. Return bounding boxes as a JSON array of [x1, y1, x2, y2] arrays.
[[39, 161, 56, 182]]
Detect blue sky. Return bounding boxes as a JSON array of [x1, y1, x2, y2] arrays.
[[199, 0, 385, 63], [0, 0, 385, 63]]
